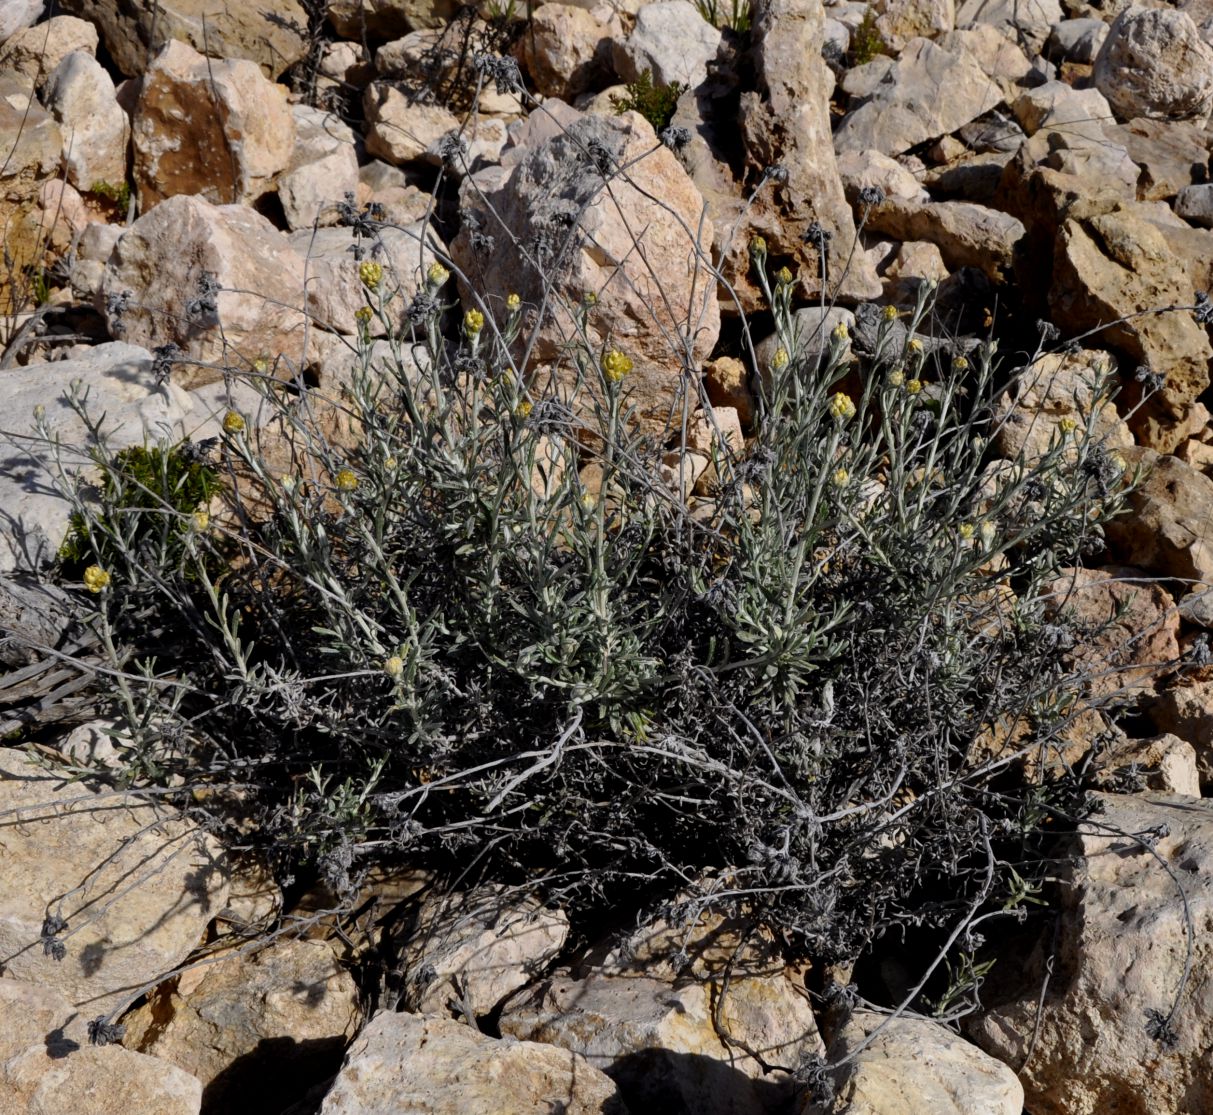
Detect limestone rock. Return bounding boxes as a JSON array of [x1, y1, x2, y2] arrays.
[[0, 1, 43, 44], [863, 197, 1023, 282], [0, 748, 229, 1021], [1150, 680, 1213, 789], [132, 39, 294, 210], [123, 938, 361, 1115], [44, 52, 129, 192], [279, 104, 361, 230], [3, 1042, 203, 1115], [501, 964, 823, 1115], [1043, 567, 1179, 699], [1049, 207, 1212, 450], [937, 26, 1035, 101], [0, 15, 97, 86], [1176, 182, 1213, 227], [991, 348, 1132, 465], [836, 150, 930, 206], [364, 83, 507, 169], [1105, 448, 1213, 583], [874, 0, 956, 52], [99, 195, 314, 383], [612, 1, 722, 90], [400, 885, 568, 1017], [704, 356, 756, 428], [955, 0, 1063, 52], [1093, 5, 1213, 123], [453, 107, 719, 439], [517, 3, 621, 100], [0, 342, 195, 571], [1093, 732, 1201, 796], [834, 37, 1005, 158], [971, 793, 1213, 1115], [327, 0, 462, 38], [55, 0, 309, 79], [810, 1011, 1023, 1115], [1105, 117, 1210, 201], [1048, 17, 1109, 62], [319, 1012, 626, 1114]]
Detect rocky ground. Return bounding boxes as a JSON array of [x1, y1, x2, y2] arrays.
[[4, 0, 1213, 1113]]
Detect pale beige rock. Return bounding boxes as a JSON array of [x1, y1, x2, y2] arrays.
[[319, 1011, 626, 1114], [1106, 117, 1209, 201], [660, 450, 711, 499], [836, 150, 930, 206], [971, 793, 1213, 1115], [501, 966, 822, 1115], [880, 239, 949, 303], [686, 406, 744, 456], [100, 195, 314, 384], [213, 856, 283, 935], [0, 980, 74, 1059], [955, 0, 1062, 52], [835, 37, 1003, 158], [1178, 436, 1213, 474], [1106, 448, 1213, 583], [938, 26, 1035, 101], [704, 356, 756, 428], [815, 1010, 1023, 1115], [612, 0, 722, 89], [453, 107, 720, 439], [991, 348, 1132, 465], [0, 1, 43, 44], [132, 39, 295, 209], [327, 0, 462, 37], [1094, 732, 1201, 796], [279, 105, 360, 230], [863, 197, 1023, 282], [364, 84, 507, 169], [0, 15, 97, 86], [0, 748, 228, 1021], [3, 1042, 203, 1115], [518, 3, 621, 99], [123, 938, 360, 1114], [289, 222, 446, 336], [1050, 208, 1212, 450], [0, 342, 195, 571], [1043, 567, 1179, 698], [55, 0, 309, 79], [875, 0, 955, 51], [401, 885, 568, 1017], [69, 220, 123, 298], [1150, 680, 1213, 789], [44, 52, 129, 192], [1094, 5, 1213, 122]]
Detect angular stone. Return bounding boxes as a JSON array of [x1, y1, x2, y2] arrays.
[[279, 105, 360, 230], [1048, 17, 1110, 62], [0, 748, 229, 1021], [816, 1011, 1023, 1115], [319, 1012, 626, 1115], [1094, 6, 1213, 123], [834, 37, 1005, 158], [0, 342, 195, 571], [938, 25, 1035, 101], [501, 965, 823, 1115], [972, 793, 1213, 1115], [704, 356, 756, 428], [1050, 206, 1212, 449], [453, 108, 719, 439], [99, 195, 314, 383], [400, 885, 568, 1017], [1106, 448, 1213, 582], [612, 0, 722, 90], [1176, 182, 1213, 227], [874, 0, 955, 52], [0, 15, 96, 86], [132, 39, 294, 210], [517, 3, 621, 100], [955, 0, 1063, 52], [863, 197, 1023, 282], [0, 1, 43, 44], [991, 348, 1132, 465], [836, 149, 930, 206], [326, 0, 462, 38], [1106, 117, 1210, 201], [1094, 732, 1201, 796], [55, 0, 309, 79], [364, 84, 506, 169], [44, 52, 130, 192], [1150, 680, 1213, 789], [123, 938, 361, 1115]]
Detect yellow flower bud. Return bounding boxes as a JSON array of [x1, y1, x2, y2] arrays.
[[222, 410, 245, 434], [905, 378, 923, 395], [192, 510, 210, 532], [426, 261, 450, 288], [749, 235, 767, 257], [515, 400, 533, 419], [383, 456, 397, 471], [908, 338, 924, 354], [359, 260, 384, 290], [952, 355, 969, 371], [507, 292, 521, 311], [335, 468, 358, 492], [771, 347, 789, 372], [83, 565, 111, 593], [603, 349, 633, 382], [832, 467, 849, 488], [888, 367, 905, 388], [1058, 416, 1078, 435], [958, 522, 976, 541], [831, 321, 849, 342], [464, 308, 485, 336], [883, 305, 899, 321], [829, 392, 856, 422], [384, 655, 404, 678], [354, 305, 373, 324], [252, 356, 270, 375], [775, 266, 794, 286]]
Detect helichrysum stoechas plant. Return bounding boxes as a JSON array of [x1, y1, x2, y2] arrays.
[[44, 229, 1150, 1030]]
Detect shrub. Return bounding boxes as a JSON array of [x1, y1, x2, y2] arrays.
[[612, 70, 687, 132], [39, 122, 1151, 1033], [848, 7, 889, 68]]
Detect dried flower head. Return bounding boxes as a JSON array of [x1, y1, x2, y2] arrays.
[[888, 367, 906, 388], [603, 350, 633, 382], [83, 565, 111, 593], [908, 338, 924, 354]]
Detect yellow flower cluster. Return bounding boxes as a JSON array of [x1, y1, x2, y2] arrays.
[[359, 260, 384, 290], [83, 565, 111, 593], [883, 305, 899, 321], [888, 367, 905, 388], [829, 392, 856, 422], [1058, 416, 1078, 435], [507, 292, 521, 311], [335, 468, 358, 492], [905, 378, 923, 396], [515, 400, 533, 419], [832, 467, 849, 488], [831, 321, 849, 342], [384, 655, 404, 678], [222, 410, 245, 434], [464, 308, 485, 336], [771, 347, 789, 372], [354, 305, 373, 325], [192, 510, 210, 532], [603, 350, 633, 382], [775, 266, 794, 286], [427, 261, 450, 288]]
